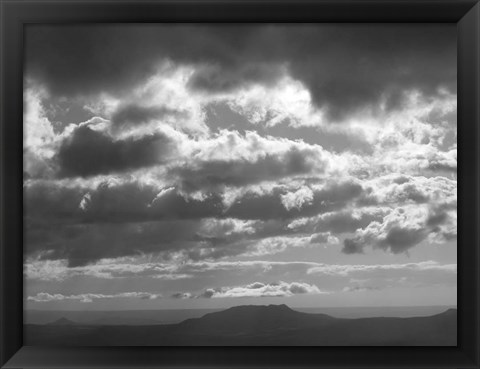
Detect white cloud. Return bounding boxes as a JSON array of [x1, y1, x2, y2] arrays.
[[199, 281, 325, 298], [24, 85, 56, 153], [245, 236, 312, 257], [24, 257, 192, 281], [85, 62, 209, 137], [27, 291, 161, 303], [342, 204, 456, 254], [281, 186, 314, 211], [307, 260, 457, 276], [228, 75, 326, 128], [363, 174, 457, 206], [25, 256, 457, 284]]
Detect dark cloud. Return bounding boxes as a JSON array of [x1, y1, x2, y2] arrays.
[[27, 220, 205, 267], [25, 25, 264, 98], [171, 292, 192, 299], [25, 215, 264, 267], [26, 24, 455, 120], [24, 178, 366, 265], [56, 125, 173, 177], [342, 226, 426, 255], [24, 181, 236, 265], [26, 181, 223, 224], [25, 179, 364, 226], [25, 25, 159, 98], [426, 211, 448, 227], [392, 176, 411, 185], [111, 104, 188, 131], [342, 239, 365, 254], [25, 182, 86, 220], [285, 25, 456, 120], [426, 204, 457, 241], [189, 63, 283, 93], [378, 227, 428, 254], [173, 147, 317, 192], [427, 162, 457, 173], [198, 289, 216, 299]]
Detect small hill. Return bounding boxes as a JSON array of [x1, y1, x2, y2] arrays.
[[48, 317, 77, 326]]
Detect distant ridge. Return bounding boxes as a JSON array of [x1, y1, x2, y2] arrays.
[[25, 305, 456, 324]]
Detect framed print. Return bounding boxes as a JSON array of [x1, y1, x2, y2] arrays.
[[1, 0, 479, 368]]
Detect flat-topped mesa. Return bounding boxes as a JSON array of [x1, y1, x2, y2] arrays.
[[176, 304, 335, 334], [48, 317, 77, 326]]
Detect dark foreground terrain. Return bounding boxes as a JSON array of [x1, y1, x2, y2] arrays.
[[25, 304, 457, 346]]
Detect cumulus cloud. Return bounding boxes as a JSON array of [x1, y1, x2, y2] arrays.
[[281, 187, 314, 211], [362, 175, 457, 207], [342, 204, 456, 254], [28, 291, 161, 303], [198, 281, 325, 298]]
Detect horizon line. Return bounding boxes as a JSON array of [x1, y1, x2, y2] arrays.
[[24, 304, 457, 312]]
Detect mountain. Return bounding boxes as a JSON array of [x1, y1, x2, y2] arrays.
[[25, 305, 457, 346], [48, 317, 77, 326]]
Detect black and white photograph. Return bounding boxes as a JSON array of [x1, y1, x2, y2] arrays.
[[23, 24, 457, 346]]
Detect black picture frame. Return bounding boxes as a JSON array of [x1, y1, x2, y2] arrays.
[[1, 0, 479, 368]]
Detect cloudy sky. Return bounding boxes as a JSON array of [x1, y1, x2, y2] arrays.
[[24, 24, 457, 311]]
